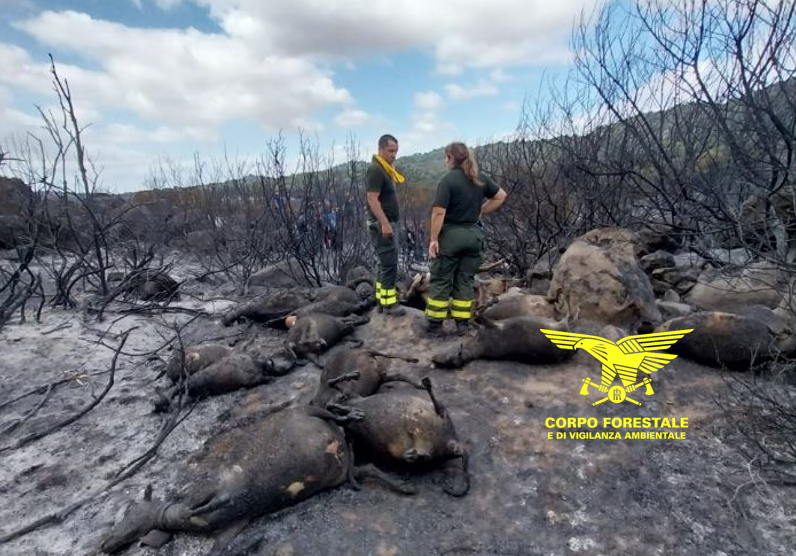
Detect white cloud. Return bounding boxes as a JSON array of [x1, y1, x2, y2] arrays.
[[436, 63, 463, 77], [445, 81, 499, 101], [193, 0, 600, 70], [407, 107, 453, 142], [406, 90, 452, 144], [414, 91, 443, 111], [413, 111, 443, 135], [0, 44, 54, 96], [9, 11, 353, 132], [0, 106, 40, 140], [4, 3, 597, 135], [334, 109, 371, 128], [0, 1, 603, 190], [103, 123, 211, 144]]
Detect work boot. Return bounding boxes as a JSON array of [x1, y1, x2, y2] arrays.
[[383, 304, 406, 317], [425, 319, 444, 337], [454, 320, 474, 337]]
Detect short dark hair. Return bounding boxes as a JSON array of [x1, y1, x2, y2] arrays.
[[378, 134, 398, 148]]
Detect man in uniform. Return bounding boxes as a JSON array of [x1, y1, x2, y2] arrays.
[[366, 134, 406, 316]]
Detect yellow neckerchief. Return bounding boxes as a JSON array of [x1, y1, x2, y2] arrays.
[[373, 154, 405, 183]]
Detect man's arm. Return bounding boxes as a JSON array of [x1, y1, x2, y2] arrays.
[[480, 187, 507, 219], [367, 191, 393, 238], [428, 206, 446, 259]]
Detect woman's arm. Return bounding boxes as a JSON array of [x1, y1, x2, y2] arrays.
[[428, 207, 446, 258], [480, 187, 507, 219]]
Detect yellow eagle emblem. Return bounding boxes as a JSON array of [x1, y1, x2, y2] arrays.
[[540, 329, 693, 405]]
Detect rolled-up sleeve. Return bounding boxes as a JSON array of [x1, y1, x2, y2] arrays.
[[433, 180, 450, 208], [366, 167, 382, 193], [484, 176, 499, 199]]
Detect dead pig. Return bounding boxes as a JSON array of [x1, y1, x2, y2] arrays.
[[221, 290, 311, 326], [287, 299, 371, 321], [329, 378, 470, 497], [164, 343, 231, 383], [311, 348, 422, 407], [478, 294, 556, 321], [100, 404, 410, 554], [155, 350, 297, 412], [432, 315, 576, 368], [655, 311, 787, 369], [285, 314, 369, 360], [310, 285, 362, 305]]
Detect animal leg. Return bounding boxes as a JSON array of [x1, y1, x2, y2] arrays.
[[366, 350, 419, 363], [441, 449, 470, 497], [138, 529, 172, 548], [342, 338, 365, 348], [327, 371, 361, 388], [345, 438, 362, 491], [305, 353, 323, 367], [421, 377, 447, 418], [309, 336, 328, 352], [381, 372, 424, 390], [309, 404, 365, 424], [354, 464, 417, 495], [152, 386, 177, 413], [475, 316, 498, 329], [189, 493, 231, 517], [473, 295, 499, 317], [326, 402, 365, 425], [283, 341, 299, 362], [101, 497, 163, 553], [343, 315, 370, 327]]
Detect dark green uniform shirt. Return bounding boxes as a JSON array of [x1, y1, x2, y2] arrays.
[[433, 168, 499, 224], [365, 159, 400, 223]]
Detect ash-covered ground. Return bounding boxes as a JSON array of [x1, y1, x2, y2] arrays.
[[0, 274, 794, 556]]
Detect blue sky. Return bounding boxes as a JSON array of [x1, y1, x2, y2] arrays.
[[0, 0, 602, 192]]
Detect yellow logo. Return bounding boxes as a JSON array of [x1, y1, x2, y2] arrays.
[[540, 329, 693, 406]]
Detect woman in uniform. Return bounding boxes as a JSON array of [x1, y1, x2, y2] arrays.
[[425, 142, 507, 335]]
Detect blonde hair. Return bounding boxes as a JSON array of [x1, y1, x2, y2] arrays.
[[445, 142, 483, 186]]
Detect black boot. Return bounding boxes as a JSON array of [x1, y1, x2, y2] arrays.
[[425, 319, 444, 337], [383, 304, 406, 317], [454, 320, 474, 337]]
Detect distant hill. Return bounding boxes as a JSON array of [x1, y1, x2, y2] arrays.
[[394, 146, 447, 188], [125, 75, 795, 198]]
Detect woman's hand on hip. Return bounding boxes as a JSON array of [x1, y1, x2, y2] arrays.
[[428, 240, 439, 259]]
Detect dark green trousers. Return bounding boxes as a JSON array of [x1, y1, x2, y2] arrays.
[[369, 220, 399, 307], [426, 224, 483, 322]]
